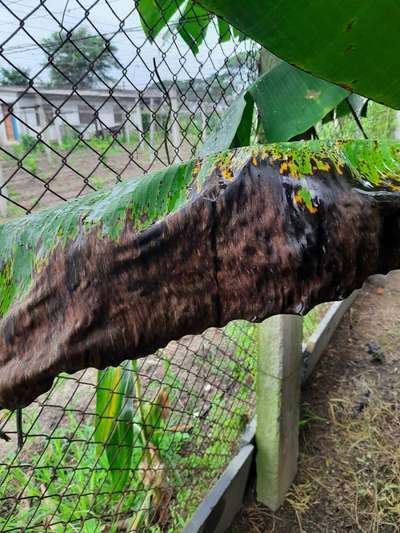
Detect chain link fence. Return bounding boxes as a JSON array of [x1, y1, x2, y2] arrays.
[[0, 0, 260, 530], [0, 322, 257, 531], [0, 0, 259, 220]]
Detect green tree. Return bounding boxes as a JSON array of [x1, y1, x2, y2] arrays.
[[41, 27, 118, 88], [0, 67, 29, 86]]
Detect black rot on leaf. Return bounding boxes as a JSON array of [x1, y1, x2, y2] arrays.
[[0, 141, 400, 410]]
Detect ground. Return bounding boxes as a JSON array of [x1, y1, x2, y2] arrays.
[[1, 137, 195, 220], [232, 270, 400, 533]]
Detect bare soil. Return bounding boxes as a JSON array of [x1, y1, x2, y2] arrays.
[[232, 270, 400, 533], [1, 140, 194, 218]]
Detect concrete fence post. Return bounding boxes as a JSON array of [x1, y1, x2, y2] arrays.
[[53, 116, 63, 146], [149, 98, 156, 150], [0, 161, 7, 219], [36, 98, 52, 162], [123, 114, 131, 143], [200, 109, 207, 143], [170, 87, 182, 161], [256, 314, 303, 511], [134, 101, 144, 135]]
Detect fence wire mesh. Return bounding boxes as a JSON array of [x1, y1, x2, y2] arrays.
[[0, 0, 260, 530], [0, 322, 257, 531], [0, 0, 259, 220]]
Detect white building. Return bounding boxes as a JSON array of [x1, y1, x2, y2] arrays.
[[0, 85, 173, 145]]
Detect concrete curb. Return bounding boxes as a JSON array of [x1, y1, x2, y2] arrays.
[[302, 292, 359, 384], [183, 439, 255, 533]]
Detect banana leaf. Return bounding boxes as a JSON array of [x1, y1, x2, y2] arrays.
[[199, 62, 350, 154], [137, 0, 400, 108], [177, 3, 210, 54], [322, 95, 369, 125], [196, 0, 400, 109], [95, 360, 134, 455], [137, 0, 185, 40], [249, 63, 349, 142], [198, 92, 254, 156], [1, 140, 400, 410]]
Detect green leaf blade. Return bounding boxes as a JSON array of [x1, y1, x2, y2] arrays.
[[137, 0, 185, 40], [249, 63, 349, 142], [94, 362, 134, 456], [198, 92, 253, 156], [197, 0, 400, 108], [177, 3, 210, 54], [106, 404, 136, 493]]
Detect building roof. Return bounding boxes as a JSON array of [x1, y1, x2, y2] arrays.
[[0, 84, 164, 100]]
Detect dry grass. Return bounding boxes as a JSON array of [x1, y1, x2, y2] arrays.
[[294, 386, 400, 532]]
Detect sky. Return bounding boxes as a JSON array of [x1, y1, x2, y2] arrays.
[[0, 0, 253, 89]]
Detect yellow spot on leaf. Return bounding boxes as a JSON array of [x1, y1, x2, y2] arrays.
[[288, 160, 300, 178], [221, 168, 234, 180], [316, 160, 331, 172], [192, 163, 201, 175], [294, 189, 318, 214]]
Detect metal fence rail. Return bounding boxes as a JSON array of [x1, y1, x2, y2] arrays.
[[0, 1, 260, 530]]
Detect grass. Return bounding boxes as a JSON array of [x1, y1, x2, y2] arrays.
[[318, 100, 397, 140], [0, 413, 163, 531], [0, 134, 45, 176], [1, 130, 143, 179], [0, 404, 196, 531], [303, 303, 330, 343], [295, 308, 400, 532], [322, 392, 400, 530], [284, 390, 400, 532]]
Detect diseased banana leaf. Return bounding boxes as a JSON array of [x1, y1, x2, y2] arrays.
[[196, 0, 400, 109], [1, 140, 400, 410]]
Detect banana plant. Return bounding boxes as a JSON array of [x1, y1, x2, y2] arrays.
[[136, 1, 400, 108], [94, 358, 170, 525], [137, 0, 246, 51], [95, 361, 136, 492], [0, 0, 400, 416], [137, 2, 371, 144], [92, 6, 373, 510], [198, 61, 355, 155], [0, 139, 400, 411], [89, 15, 361, 512]]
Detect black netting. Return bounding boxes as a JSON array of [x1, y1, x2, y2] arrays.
[[0, 1, 260, 530]]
